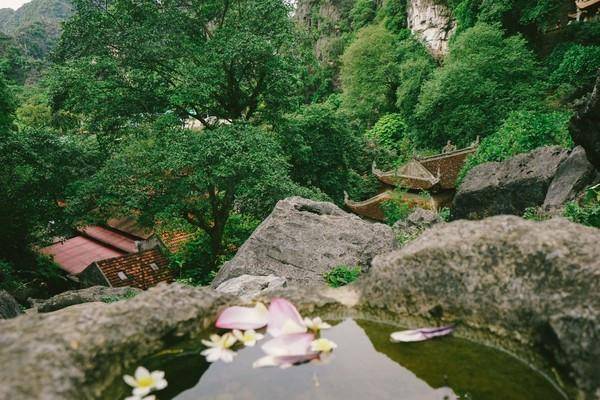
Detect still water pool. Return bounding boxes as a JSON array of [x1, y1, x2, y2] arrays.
[[110, 319, 566, 400]]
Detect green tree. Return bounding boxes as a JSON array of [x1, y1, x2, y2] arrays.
[[51, 0, 305, 134], [69, 124, 319, 272], [365, 113, 413, 163], [458, 109, 573, 181], [0, 70, 15, 132], [414, 23, 542, 149], [276, 101, 363, 204], [341, 24, 399, 126], [0, 128, 100, 296]]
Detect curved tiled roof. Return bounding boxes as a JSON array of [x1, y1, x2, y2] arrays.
[[40, 237, 126, 275]]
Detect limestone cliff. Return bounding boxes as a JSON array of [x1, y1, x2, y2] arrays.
[[407, 0, 456, 57]]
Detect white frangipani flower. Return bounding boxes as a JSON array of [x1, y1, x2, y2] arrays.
[[303, 317, 331, 332], [310, 338, 338, 353], [125, 395, 156, 400], [233, 329, 264, 347], [123, 367, 167, 397], [201, 333, 238, 363]]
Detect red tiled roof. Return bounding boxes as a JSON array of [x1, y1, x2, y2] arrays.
[[159, 231, 195, 253], [107, 216, 154, 240], [79, 225, 138, 253], [40, 237, 126, 275], [95, 248, 173, 289]]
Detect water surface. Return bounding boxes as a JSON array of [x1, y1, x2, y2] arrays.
[[111, 319, 565, 400]]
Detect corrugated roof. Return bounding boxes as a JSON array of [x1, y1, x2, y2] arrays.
[[40, 237, 126, 275], [79, 226, 138, 253], [95, 248, 173, 289]]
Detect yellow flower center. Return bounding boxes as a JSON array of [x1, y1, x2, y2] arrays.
[[137, 376, 154, 387]]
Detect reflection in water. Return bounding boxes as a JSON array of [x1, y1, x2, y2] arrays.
[[112, 319, 565, 400]]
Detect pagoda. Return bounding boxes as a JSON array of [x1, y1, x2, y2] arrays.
[[344, 140, 478, 221]]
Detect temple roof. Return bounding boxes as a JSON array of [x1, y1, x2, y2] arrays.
[[373, 144, 477, 191], [576, 0, 600, 9]]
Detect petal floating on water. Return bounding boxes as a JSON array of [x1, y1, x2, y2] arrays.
[[262, 332, 316, 357], [390, 326, 454, 343], [215, 302, 269, 330], [267, 298, 307, 337]]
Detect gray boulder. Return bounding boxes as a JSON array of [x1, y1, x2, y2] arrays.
[[360, 215, 600, 397], [0, 290, 22, 319], [570, 72, 600, 170], [453, 146, 568, 219], [0, 284, 235, 400], [544, 146, 597, 210], [29, 286, 143, 313], [215, 274, 287, 301], [212, 197, 395, 287]]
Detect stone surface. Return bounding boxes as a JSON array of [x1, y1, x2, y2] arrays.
[[543, 146, 597, 210], [360, 216, 600, 397], [0, 284, 235, 400], [215, 274, 287, 301], [570, 72, 600, 170], [211, 197, 396, 288], [453, 146, 569, 219], [0, 290, 21, 319], [29, 286, 143, 313], [407, 0, 456, 57]]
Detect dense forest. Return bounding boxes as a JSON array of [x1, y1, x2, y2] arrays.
[[1, 0, 599, 300]]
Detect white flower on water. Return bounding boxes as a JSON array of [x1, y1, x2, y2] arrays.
[[310, 338, 337, 353], [123, 367, 167, 397], [303, 317, 331, 332], [233, 329, 264, 347], [125, 395, 156, 400], [201, 333, 238, 363]]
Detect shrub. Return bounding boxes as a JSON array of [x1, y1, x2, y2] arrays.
[[365, 113, 413, 163], [324, 265, 362, 288], [522, 206, 551, 221], [101, 289, 139, 303], [563, 184, 600, 228], [549, 44, 600, 99], [381, 190, 411, 225], [458, 109, 573, 182]]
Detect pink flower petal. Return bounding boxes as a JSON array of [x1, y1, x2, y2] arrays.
[[215, 303, 268, 330], [267, 298, 307, 337], [390, 326, 454, 343], [261, 332, 316, 357], [253, 353, 319, 369]]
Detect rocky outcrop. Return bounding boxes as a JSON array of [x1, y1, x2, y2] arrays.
[[0, 284, 235, 400], [453, 146, 569, 219], [0, 290, 21, 319], [407, 0, 456, 57], [570, 72, 600, 170], [543, 146, 597, 210], [360, 216, 600, 397], [212, 197, 395, 287], [29, 286, 142, 313], [215, 274, 287, 301]]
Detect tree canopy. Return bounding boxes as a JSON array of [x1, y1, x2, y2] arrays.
[[51, 0, 306, 134]]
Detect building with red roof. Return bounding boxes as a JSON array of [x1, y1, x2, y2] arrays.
[[39, 218, 187, 290]]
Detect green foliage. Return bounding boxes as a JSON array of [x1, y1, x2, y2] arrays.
[[381, 190, 411, 225], [276, 100, 364, 204], [459, 110, 573, 181], [341, 24, 399, 125], [101, 289, 139, 303], [549, 44, 600, 99], [563, 184, 600, 229], [522, 206, 550, 221], [351, 0, 377, 30], [381, 0, 407, 34], [438, 207, 451, 222], [52, 0, 305, 133], [323, 265, 361, 288], [365, 113, 413, 163], [69, 123, 315, 271], [0, 71, 15, 132], [414, 23, 543, 149]]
